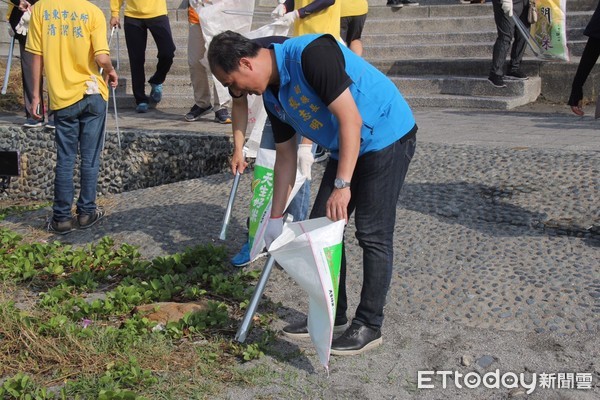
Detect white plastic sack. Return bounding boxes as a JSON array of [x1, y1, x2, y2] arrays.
[[198, 4, 290, 158], [197, 0, 254, 114], [269, 217, 345, 371], [248, 148, 306, 260]]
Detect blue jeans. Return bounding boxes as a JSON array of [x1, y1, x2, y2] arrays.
[[310, 129, 417, 329], [259, 119, 313, 222], [52, 94, 106, 221]]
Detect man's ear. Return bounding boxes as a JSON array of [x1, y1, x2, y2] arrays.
[[239, 57, 253, 71]]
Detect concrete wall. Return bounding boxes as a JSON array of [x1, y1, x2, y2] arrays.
[[0, 126, 232, 201]]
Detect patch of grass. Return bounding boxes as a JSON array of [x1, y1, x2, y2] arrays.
[[0, 228, 280, 398]]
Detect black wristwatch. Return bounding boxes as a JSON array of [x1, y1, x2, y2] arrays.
[[334, 178, 351, 189]]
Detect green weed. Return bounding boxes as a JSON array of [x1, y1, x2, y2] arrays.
[[0, 227, 278, 398]]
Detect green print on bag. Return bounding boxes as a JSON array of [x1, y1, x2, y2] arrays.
[[248, 164, 274, 250], [323, 243, 342, 309]]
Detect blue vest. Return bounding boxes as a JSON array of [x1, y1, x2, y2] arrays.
[[262, 34, 415, 159]]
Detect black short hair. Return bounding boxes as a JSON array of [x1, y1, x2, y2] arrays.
[[208, 30, 262, 73]]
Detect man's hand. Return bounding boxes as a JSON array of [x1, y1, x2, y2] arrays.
[[104, 69, 118, 88], [30, 96, 41, 120], [501, 0, 513, 16], [297, 144, 314, 180], [281, 10, 299, 24], [326, 188, 350, 223], [110, 16, 121, 29], [18, 0, 30, 12], [264, 216, 284, 249], [271, 0, 286, 18], [230, 150, 248, 175]]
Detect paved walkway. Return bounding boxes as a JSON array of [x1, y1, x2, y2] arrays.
[[1, 102, 599, 398]]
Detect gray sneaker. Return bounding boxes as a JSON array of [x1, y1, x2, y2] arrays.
[[214, 108, 232, 124], [78, 209, 105, 229], [47, 218, 75, 235], [488, 73, 506, 88], [185, 104, 213, 122]]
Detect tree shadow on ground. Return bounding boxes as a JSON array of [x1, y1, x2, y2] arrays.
[[399, 181, 599, 244]]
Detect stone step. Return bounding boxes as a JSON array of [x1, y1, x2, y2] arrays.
[[359, 12, 592, 34], [371, 57, 544, 76], [362, 27, 588, 44], [89, 3, 596, 35], [103, 23, 588, 50], [392, 75, 542, 97], [103, 28, 585, 70], [109, 9, 591, 37], [363, 39, 586, 59], [405, 92, 539, 109], [107, 74, 540, 111]]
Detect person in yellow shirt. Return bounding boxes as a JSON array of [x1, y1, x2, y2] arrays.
[[110, 0, 175, 113], [340, 0, 368, 56], [26, 0, 118, 234], [272, 0, 342, 40], [185, 1, 231, 124]]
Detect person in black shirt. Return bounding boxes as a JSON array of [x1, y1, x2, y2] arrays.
[[7, 0, 53, 128], [209, 31, 417, 356], [227, 36, 316, 268], [567, 1, 600, 116]]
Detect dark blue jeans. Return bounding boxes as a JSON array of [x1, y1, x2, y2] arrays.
[[310, 129, 417, 329], [124, 15, 176, 104], [52, 94, 106, 222]]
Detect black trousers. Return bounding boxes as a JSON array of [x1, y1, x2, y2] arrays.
[[568, 37, 600, 106], [123, 15, 176, 104]]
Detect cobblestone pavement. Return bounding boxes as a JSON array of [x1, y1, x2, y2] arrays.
[[2, 103, 599, 335], [1, 103, 599, 398]]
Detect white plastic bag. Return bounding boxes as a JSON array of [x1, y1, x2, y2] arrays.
[[198, 4, 290, 157], [268, 217, 345, 371]]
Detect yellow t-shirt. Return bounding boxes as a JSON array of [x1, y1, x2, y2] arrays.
[[294, 0, 341, 40], [341, 0, 368, 18], [26, 0, 110, 110], [110, 0, 168, 19]]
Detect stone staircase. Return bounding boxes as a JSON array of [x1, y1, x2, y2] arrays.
[[1, 0, 598, 110]]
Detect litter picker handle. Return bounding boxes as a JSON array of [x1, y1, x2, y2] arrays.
[[1, 36, 15, 95], [235, 255, 275, 343], [234, 214, 291, 343], [219, 172, 241, 240]]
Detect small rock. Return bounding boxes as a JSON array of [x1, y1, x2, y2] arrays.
[[461, 355, 473, 367], [508, 388, 527, 398], [476, 355, 495, 369]]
